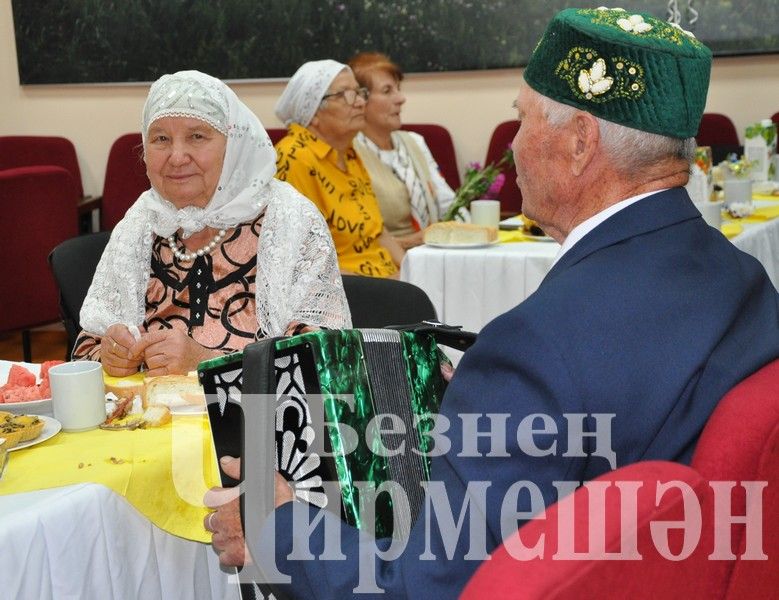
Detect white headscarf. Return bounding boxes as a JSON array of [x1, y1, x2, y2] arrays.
[[274, 60, 348, 127], [80, 70, 350, 337]]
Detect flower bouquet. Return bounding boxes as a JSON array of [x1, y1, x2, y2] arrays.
[[442, 148, 513, 221]]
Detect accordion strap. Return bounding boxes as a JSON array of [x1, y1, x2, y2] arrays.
[[242, 337, 280, 394], [386, 321, 477, 351]]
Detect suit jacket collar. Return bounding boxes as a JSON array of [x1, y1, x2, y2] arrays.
[[544, 187, 700, 283]]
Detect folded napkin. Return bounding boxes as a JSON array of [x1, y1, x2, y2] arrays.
[[733, 205, 779, 223], [0, 415, 219, 543], [752, 193, 779, 202], [720, 222, 743, 239], [498, 230, 535, 243]]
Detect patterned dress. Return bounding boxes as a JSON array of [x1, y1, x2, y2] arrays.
[[73, 216, 263, 360]]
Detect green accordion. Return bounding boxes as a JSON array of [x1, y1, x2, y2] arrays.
[[198, 328, 448, 540]]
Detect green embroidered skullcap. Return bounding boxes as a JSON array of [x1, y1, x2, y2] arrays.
[[524, 7, 712, 138]]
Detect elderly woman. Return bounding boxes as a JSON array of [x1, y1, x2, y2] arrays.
[[348, 52, 457, 249], [74, 70, 350, 377], [274, 59, 404, 278]]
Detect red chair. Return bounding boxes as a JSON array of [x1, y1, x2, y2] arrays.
[[696, 113, 741, 163], [401, 123, 461, 190], [100, 133, 148, 230], [485, 120, 522, 216], [690, 358, 779, 599], [267, 128, 288, 145], [0, 166, 79, 361], [461, 461, 724, 599], [0, 135, 84, 198]]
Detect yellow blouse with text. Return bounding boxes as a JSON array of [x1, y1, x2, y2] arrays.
[[275, 124, 397, 278]]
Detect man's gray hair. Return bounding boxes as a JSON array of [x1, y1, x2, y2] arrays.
[[539, 95, 696, 172]]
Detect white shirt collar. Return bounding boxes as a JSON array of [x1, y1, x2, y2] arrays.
[[551, 189, 669, 267]]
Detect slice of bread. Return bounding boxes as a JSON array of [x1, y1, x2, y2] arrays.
[[104, 372, 145, 401], [424, 222, 498, 246], [142, 404, 172, 427], [143, 375, 205, 409]]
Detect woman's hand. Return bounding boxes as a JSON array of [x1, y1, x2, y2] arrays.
[[130, 329, 218, 376], [203, 456, 294, 567], [396, 231, 425, 250], [101, 324, 144, 376], [378, 228, 406, 269]]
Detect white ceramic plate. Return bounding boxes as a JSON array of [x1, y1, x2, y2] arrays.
[[0, 362, 53, 416], [8, 415, 62, 452], [523, 234, 556, 243], [169, 404, 207, 415], [425, 240, 500, 249]]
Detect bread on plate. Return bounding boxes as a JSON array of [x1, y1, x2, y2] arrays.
[[144, 374, 205, 409], [423, 222, 498, 246]]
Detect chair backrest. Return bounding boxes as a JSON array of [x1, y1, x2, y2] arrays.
[[400, 123, 461, 189], [48, 231, 111, 356], [0, 166, 79, 332], [341, 276, 436, 328], [695, 113, 741, 163], [101, 133, 148, 230], [0, 135, 84, 198], [690, 357, 779, 599], [461, 461, 727, 599], [267, 128, 288, 145], [485, 120, 522, 215], [772, 111, 779, 151]]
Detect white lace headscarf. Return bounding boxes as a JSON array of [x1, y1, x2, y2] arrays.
[[81, 70, 350, 338], [274, 60, 348, 127]]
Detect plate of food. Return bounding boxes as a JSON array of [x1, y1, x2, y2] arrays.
[[423, 222, 499, 248], [0, 361, 63, 416], [1, 413, 61, 451], [104, 372, 207, 416], [499, 215, 556, 242]]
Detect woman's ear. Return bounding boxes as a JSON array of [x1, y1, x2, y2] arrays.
[[570, 112, 599, 176]]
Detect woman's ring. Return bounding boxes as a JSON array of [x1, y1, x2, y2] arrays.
[[207, 512, 215, 531]]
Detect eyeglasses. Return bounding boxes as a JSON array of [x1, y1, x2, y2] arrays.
[[321, 87, 370, 106]]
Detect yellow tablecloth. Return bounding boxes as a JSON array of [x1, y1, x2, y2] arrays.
[[0, 414, 219, 543], [498, 230, 545, 243], [736, 204, 779, 222]]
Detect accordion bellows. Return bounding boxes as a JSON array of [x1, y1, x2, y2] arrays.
[[199, 328, 446, 540]]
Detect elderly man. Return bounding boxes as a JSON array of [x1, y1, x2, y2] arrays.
[[206, 7, 779, 598]]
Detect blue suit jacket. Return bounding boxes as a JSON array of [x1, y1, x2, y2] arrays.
[[258, 188, 779, 598]]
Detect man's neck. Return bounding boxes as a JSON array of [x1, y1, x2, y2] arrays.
[[549, 158, 690, 240]]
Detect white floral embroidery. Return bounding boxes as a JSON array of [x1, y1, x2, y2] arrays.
[[597, 6, 625, 11], [577, 58, 614, 98], [670, 21, 696, 38], [617, 14, 653, 33]]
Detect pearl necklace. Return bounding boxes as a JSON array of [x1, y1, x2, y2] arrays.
[[167, 229, 227, 262]]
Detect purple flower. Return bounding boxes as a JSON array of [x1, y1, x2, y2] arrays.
[[484, 173, 506, 199]]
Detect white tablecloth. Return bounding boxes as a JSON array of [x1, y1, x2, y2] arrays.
[[0, 483, 241, 600], [401, 213, 779, 333]]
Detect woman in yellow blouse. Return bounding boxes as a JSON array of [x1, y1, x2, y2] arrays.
[[274, 60, 404, 278]]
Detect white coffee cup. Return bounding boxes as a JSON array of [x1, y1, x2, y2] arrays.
[[470, 199, 500, 229], [49, 361, 106, 432], [695, 201, 723, 230]]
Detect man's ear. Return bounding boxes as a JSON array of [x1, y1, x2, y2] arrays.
[[570, 112, 600, 176]]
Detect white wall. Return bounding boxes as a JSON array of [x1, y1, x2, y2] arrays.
[[2, 0, 778, 197]]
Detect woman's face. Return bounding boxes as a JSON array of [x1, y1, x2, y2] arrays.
[[144, 117, 227, 209], [364, 70, 405, 134], [311, 70, 366, 142]]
